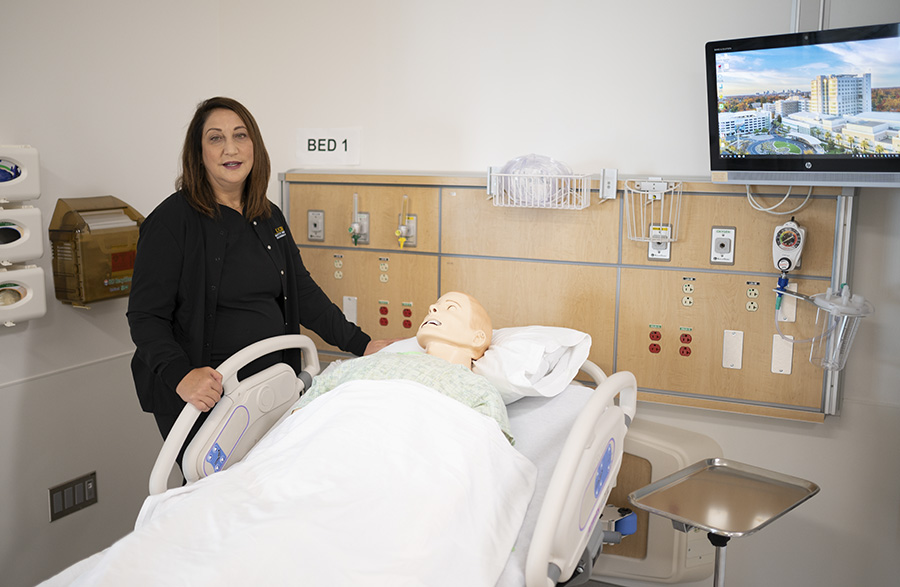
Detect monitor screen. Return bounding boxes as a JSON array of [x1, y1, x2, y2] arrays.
[[706, 22, 900, 187]]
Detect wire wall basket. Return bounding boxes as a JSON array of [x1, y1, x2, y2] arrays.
[[623, 178, 683, 242], [487, 167, 591, 210]]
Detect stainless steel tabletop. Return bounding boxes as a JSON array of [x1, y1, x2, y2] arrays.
[[628, 458, 820, 538]]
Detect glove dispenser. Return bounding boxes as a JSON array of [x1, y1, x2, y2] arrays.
[[0, 145, 45, 327]]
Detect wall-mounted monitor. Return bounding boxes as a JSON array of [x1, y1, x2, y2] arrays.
[[705, 22, 900, 187]]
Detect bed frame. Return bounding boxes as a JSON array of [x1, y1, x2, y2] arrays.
[[148, 336, 637, 587], [149, 335, 320, 493]]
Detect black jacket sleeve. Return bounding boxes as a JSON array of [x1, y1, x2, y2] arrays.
[[126, 198, 194, 411]]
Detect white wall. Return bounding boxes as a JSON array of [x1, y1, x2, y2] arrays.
[[1, 1, 898, 586]]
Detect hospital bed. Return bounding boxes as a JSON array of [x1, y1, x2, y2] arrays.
[[41, 332, 637, 587]]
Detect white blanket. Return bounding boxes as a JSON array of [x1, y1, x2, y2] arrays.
[[56, 380, 537, 587]]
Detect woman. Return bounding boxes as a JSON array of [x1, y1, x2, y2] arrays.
[[127, 96, 378, 457]]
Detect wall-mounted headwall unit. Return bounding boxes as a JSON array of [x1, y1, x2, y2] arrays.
[[281, 171, 851, 421]]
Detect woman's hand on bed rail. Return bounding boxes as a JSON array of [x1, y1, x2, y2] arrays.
[[176, 367, 224, 412], [363, 339, 401, 355]]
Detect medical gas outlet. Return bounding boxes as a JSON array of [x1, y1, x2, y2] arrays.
[[307, 210, 324, 242], [348, 193, 369, 246], [710, 226, 735, 265], [647, 224, 672, 261], [348, 212, 369, 246], [395, 194, 416, 249]]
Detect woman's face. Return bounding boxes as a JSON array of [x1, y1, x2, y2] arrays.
[[201, 108, 254, 199]]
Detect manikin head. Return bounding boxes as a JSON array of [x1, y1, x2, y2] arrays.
[[416, 292, 492, 369]]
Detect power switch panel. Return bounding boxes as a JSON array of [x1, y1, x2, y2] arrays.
[[49, 472, 98, 522], [722, 330, 743, 370], [307, 210, 325, 242], [710, 226, 736, 265]]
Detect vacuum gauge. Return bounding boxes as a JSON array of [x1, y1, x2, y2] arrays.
[[772, 220, 805, 272]]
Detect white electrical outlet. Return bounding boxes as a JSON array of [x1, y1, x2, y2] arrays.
[[710, 226, 736, 265]]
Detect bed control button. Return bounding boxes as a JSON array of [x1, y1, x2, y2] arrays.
[[206, 443, 223, 465], [594, 441, 615, 498]]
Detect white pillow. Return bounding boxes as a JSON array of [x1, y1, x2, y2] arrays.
[[378, 326, 591, 404]]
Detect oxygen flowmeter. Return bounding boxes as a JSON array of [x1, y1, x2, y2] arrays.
[[773, 218, 805, 311]]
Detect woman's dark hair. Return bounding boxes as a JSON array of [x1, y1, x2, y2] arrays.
[[176, 97, 271, 219]]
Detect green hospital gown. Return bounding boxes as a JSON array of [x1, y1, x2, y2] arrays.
[[293, 352, 513, 443]]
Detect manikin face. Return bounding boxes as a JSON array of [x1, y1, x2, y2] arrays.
[[416, 292, 490, 358], [201, 108, 254, 200]]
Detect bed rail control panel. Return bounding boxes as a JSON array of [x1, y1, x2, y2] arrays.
[[149, 335, 321, 495]]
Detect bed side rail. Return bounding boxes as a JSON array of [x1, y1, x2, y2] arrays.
[[148, 335, 320, 495], [580, 360, 636, 426], [526, 369, 638, 587]]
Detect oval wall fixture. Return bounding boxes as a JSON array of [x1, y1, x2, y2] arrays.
[[0, 146, 40, 202], [0, 159, 23, 182], [0, 265, 46, 327], [0, 207, 43, 263], [0, 223, 23, 244]]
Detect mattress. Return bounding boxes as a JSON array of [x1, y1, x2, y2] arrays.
[[498, 382, 594, 586]]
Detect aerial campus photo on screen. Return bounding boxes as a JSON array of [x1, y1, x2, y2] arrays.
[[715, 37, 900, 158]]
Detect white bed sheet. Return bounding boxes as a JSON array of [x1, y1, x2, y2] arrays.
[[42, 380, 535, 587], [40, 381, 593, 587]]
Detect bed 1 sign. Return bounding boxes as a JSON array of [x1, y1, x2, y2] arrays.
[[296, 127, 361, 166]]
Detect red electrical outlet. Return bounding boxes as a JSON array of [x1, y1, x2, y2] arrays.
[[679, 345, 692, 357], [649, 330, 662, 341], [649, 343, 661, 354], [680, 333, 692, 344]]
